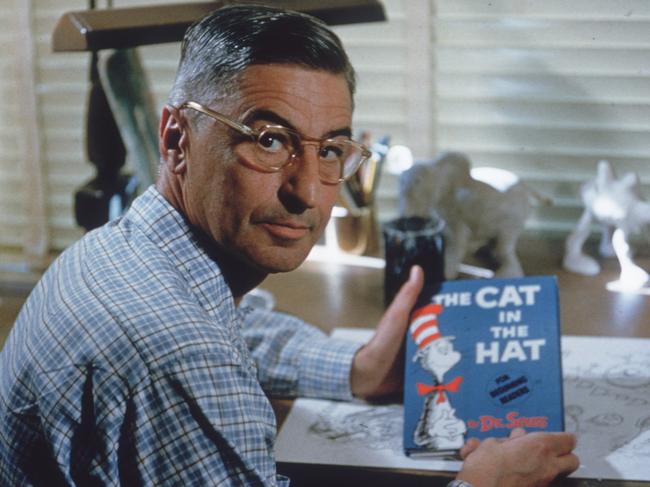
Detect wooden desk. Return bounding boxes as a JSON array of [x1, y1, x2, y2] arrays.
[[263, 235, 650, 338], [262, 235, 650, 487]]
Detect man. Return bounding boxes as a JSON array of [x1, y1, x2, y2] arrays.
[[0, 5, 578, 486]]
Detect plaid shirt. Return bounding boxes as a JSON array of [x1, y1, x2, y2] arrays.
[[0, 187, 360, 486]]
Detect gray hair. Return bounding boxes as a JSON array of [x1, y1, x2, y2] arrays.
[[167, 5, 356, 107]]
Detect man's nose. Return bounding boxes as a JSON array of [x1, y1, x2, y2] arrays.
[[280, 145, 322, 209]]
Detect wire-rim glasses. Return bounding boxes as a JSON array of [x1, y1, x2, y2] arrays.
[[178, 101, 371, 184]]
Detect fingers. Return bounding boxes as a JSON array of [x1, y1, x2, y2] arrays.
[[509, 427, 526, 439], [556, 452, 581, 476], [529, 433, 580, 478], [458, 431, 580, 487], [510, 431, 580, 477], [459, 437, 481, 459], [518, 431, 577, 455], [553, 432, 577, 455]]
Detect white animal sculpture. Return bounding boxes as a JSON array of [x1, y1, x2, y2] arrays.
[[563, 160, 650, 289], [398, 150, 548, 279]]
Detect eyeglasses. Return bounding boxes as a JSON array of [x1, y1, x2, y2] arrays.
[[179, 101, 371, 184]]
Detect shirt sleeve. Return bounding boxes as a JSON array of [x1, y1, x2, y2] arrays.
[[31, 357, 288, 486], [239, 307, 363, 401], [137, 352, 285, 486]]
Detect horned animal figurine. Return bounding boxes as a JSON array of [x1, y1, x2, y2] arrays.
[[397, 150, 549, 279], [563, 160, 650, 290]]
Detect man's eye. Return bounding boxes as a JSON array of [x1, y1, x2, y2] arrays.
[[257, 132, 288, 153], [319, 144, 344, 161]]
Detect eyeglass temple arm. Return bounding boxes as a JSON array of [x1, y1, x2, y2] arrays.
[[180, 101, 255, 137]]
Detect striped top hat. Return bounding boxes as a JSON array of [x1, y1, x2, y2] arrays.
[[409, 303, 444, 349]]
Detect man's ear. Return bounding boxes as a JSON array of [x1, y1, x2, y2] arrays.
[[159, 105, 188, 174]]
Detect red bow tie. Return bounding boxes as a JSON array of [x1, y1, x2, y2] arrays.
[[416, 376, 464, 403]]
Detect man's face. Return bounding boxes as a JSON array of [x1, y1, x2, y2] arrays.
[[179, 64, 352, 274]]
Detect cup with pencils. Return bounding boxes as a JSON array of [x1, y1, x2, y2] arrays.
[[329, 135, 390, 256]]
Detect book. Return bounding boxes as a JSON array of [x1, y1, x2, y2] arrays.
[[403, 275, 565, 457]]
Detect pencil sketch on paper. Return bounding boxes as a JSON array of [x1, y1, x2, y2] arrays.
[[308, 402, 403, 454], [561, 336, 650, 480]]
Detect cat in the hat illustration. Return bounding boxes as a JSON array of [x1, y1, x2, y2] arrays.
[[410, 303, 466, 450]]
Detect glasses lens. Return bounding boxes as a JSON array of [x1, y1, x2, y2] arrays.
[[332, 141, 365, 182], [253, 127, 296, 170], [316, 141, 345, 183], [243, 125, 367, 183]]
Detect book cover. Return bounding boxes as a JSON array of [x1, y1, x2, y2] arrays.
[[403, 275, 565, 457]]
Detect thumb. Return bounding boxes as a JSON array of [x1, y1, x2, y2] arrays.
[[350, 266, 423, 398], [379, 265, 424, 335], [365, 265, 424, 359]]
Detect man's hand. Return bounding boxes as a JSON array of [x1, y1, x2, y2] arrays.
[[350, 265, 424, 399], [456, 428, 580, 487]]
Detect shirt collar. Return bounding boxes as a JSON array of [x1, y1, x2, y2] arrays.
[[124, 186, 239, 326]]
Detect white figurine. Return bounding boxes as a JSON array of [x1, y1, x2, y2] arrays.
[[397, 150, 549, 279], [563, 160, 650, 290], [410, 303, 466, 451]]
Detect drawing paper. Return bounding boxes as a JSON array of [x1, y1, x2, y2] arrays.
[[275, 330, 650, 481]]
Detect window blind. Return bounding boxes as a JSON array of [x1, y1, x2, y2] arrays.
[[0, 1, 27, 252], [2, 0, 650, 264], [431, 0, 650, 232]]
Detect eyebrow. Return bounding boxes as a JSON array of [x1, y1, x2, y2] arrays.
[[243, 109, 352, 139]]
